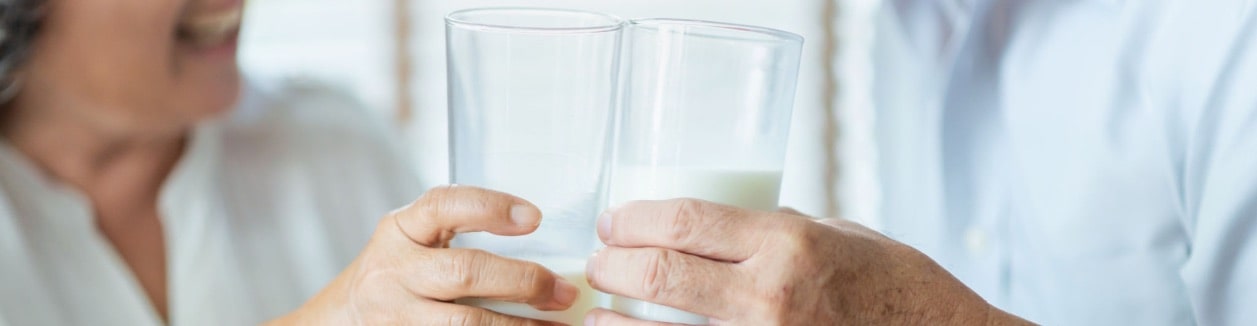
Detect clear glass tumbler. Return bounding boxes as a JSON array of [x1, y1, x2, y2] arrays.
[[608, 19, 804, 324], [445, 7, 625, 325]]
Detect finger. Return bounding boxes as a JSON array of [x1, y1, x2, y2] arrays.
[[816, 217, 844, 228], [407, 249, 581, 311], [585, 308, 684, 326], [598, 198, 798, 262], [416, 301, 565, 326], [586, 247, 744, 320], [390, 185, 543, 247], [776, 206, 806, 216]]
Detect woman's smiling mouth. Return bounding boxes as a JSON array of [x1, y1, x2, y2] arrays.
[[176, 4, 243, 49]]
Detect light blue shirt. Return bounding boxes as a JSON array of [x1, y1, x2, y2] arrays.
[[874, 0, 1257, 324]]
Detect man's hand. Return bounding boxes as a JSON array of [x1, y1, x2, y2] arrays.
[[584, 199, 1033, 325]]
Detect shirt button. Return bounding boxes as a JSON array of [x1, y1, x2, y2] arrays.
[[965, 228, 988, 254]]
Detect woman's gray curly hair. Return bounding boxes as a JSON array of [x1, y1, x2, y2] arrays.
[[0, 0, 43, 102]]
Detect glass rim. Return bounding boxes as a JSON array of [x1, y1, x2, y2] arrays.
[[445, 7, 626, 34], [630, 18, 804, 44]]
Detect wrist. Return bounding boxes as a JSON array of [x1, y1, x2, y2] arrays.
[[264, 300, 349, 326], [265, 280, 356, 326]]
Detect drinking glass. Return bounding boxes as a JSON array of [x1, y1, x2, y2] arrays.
[[445, 7, 625, 325], [608, 18, 804, 324]]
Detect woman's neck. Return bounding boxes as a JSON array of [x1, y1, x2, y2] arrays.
[[1, 103, 188, 222]]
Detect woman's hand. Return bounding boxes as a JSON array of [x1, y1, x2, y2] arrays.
[[584, 199, 1033, 325], [269, 185, 578, 326]]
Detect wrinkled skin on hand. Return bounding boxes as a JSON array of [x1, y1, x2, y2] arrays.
[[584, 199, 1033, 326]]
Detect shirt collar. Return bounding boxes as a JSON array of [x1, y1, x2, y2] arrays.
[[0, 120, 224, 228], [0, 137, 95, 228], [158, 121, 225, 232]]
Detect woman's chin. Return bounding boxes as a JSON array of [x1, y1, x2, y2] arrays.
[[194, 86, 242, 121], [177, 71, 243, 122]]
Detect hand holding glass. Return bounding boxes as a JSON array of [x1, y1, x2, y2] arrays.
[[607, 19, 804, 324], [445, 8, 625, 325]]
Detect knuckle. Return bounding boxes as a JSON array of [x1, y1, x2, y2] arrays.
[[674, 198, 706, 219], [422, 185, 497, 217], [640, 248, 678, 301], [457, 249, 494, 286], [385, 192, 454, 247], [775, 221, 819, 261], [422, 185, 460, 200], [520, 263, 553, 298], [749, 225, 828, 322], [429, 191, 460, 218], [433, 249, 492, 292], [664, 199, 705, 244], [416, 186, 451, 211], [419, 185, 470, 213]]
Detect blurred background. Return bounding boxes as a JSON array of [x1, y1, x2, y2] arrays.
[[238, 0, 881, 227]]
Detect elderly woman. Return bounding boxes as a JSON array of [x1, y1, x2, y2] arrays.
[[0, 0, 588, 324]]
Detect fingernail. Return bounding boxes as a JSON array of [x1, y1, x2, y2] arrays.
[[511, 204, 540, 227], [597, 211, 612, 242], [552, 277, 579, 307], [585, 251, 602, 289], [584, 313, 597, 326]]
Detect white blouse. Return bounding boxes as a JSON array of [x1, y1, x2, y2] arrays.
[[0, 77, 425, 325]]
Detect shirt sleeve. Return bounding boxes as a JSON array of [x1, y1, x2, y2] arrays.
[[1179, 15, 1257, 326]]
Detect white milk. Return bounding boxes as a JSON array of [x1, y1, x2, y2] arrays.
[[607, 167, 784, 324], [457, 259, 600, 325], [611, 297, 709, 325], [608, 167, 783, 211]]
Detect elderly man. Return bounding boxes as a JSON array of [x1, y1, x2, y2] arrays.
[[583, 1, 1257, 325]]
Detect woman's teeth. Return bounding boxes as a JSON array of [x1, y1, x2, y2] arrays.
[[178, 8, 242, 47]]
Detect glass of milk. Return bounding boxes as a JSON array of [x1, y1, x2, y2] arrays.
[[609, 19, 804, 324], [445, 8, 625, 325]]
